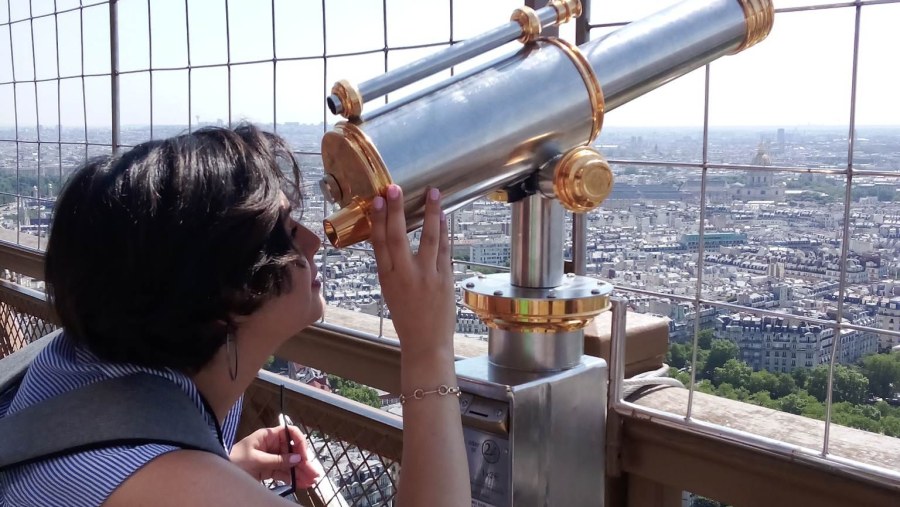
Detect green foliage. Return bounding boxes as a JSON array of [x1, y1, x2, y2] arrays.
[[882, 417, 900, 438], [779, 391, 817, 415], [327, 374, 381, 408], [749, 390, 779, 410], [713, 359, 752, 389], [667, 342, 692, 370], [772, 373, 797, 399], [341, 385, 381, 408], [263, 356, 288, 374], [859, 352, 900, 399], [715, 383, 750, 402], [807, 365, 869, 405], [791, 367, 810, 389], [697, 329, 715, 350], [701, 339, 739, 379], [691, 496, 729, 507], [665, 341, 900, 438]]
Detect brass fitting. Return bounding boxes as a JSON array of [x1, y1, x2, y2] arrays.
[[320, 122, 392, 247], [734, 0, 774, 53], [330, 79, 363, 119], [511, 7, 542, 44], [488, 189, 510, 203], [323, 197, 373, 249], [553, 146, 613, 213], [548, 0, 582, 24], [462, 274, 611, 334], [540, 38, 604, 142]]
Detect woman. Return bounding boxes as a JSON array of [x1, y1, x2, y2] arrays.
[[0, 125, 470, 506]]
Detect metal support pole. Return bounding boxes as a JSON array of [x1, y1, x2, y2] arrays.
[[608, 297, 627, 403], [510, 193, 565, 288], [109, 0, 121, 154]]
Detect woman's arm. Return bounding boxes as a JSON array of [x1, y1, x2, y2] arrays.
[[369, 184, 471, 507], [105, 450, 296, 507]]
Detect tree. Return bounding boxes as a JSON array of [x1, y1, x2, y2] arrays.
[[748, 370, 778, 396], [772, 373, 797, 399], [667, 342, 692, 370], [713, 359, 752, 389], [749, 390, 779, 410], [807, 365, 869, 405], [700, 339, 739, 380], [698, 329, 715, 350], [341, 384, 382, 408], [716, 383, 750, 402], [859, 353, 900, 399], [791, 367, 810, 390], [882, 416, 900, 438], [779, 391, 816, 415], [327, 374, 382, 408]]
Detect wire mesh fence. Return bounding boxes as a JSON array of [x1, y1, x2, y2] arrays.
[[241, 374, 403, 507], [3, 0, 900, 494], [587, 0, 900, 483]]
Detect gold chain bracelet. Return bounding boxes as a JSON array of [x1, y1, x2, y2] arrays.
[[399, 385, 461, 404]]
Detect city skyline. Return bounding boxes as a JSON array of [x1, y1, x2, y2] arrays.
[[1, 0, 899, 130]]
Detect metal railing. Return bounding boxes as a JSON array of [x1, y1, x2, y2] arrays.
[[0, 240, 404, 506], [2, 241, 899, 506], [588, 1, 900, 490], [4, 0, 900, 500]]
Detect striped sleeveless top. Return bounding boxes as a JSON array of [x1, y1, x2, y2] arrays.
[[0, 332, 243, 507]]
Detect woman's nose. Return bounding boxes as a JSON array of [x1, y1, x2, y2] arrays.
[[297, 225, 322, 257]]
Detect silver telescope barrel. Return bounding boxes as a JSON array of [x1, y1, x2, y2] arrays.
[[585, 0, 771, 110], [326, 0, 582, 118], [320, 0, 773, 248]]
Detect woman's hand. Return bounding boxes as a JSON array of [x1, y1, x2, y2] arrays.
[[230, 423, 321, 488], [371, 184, 471, 506], [369, 184, 455, 360]]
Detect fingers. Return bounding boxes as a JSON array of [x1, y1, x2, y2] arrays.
[[369, 192, 392, 274], [417, 187, 443, 265], [384, 184, 413, 270], [272, 459, 321, 487], [251, 449, 305, 470], [437, 207, 450, 273], [286, 424, 312, 463]]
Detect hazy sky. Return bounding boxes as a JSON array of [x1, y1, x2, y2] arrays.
[[0, 0, 898, 129]]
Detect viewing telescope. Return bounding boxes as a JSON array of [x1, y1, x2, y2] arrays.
[[320, 0, 773, 248], [319, 1, 773, 504]]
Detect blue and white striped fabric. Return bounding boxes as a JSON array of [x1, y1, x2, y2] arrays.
[[0, 332, 242, 507]]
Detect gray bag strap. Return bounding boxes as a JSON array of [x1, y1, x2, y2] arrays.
[[0, 372, 230, 470], [0, 329, 62, 393]]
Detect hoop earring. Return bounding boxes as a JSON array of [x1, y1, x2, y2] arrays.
[[226, 332, 239, 381]]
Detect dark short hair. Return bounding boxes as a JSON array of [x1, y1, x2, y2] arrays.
[[45, 125, 305, 373]]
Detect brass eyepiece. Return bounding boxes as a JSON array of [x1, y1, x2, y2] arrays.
[[328, 80, 363, 119]]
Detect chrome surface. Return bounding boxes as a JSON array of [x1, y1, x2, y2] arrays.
[[322, 0, 772, 247], [457, 354, 607, 506], [510, 194, 564, 288], [489, 328, 584, 371], [608, 297, 628, 404], [325, 1, 579, 116], [338, 39, 595, 236], [582, 0, 749, 110]]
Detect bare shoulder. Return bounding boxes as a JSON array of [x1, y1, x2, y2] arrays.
[[104, 450, 292, 507]]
